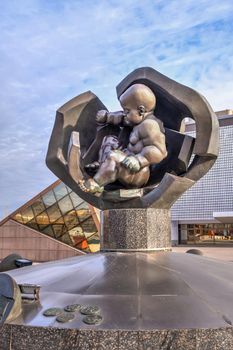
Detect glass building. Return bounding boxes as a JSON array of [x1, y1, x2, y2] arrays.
[[4, 180, 100, 253]]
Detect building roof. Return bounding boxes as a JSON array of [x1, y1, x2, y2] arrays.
[[185, 110, 233, 132]]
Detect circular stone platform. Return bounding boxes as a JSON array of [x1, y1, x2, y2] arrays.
[[0, 251, 232, 349]]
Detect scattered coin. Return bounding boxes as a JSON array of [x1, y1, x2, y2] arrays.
[[56, 312, 75, 323], [80, 305, 100, 315], [82, 314, 103, 325], [43, 307, 63, 317], [64, 304, 82, 312]]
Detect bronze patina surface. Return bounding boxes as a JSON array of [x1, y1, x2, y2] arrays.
[[80, 305, 101, 316], [64, 304, 82, 312], [81, 83, 168, 193], [56, 312, 75, 323], [43, 308, 63, 317], [0, 274, 22, 328], [5, 252, 233, 331], [46, 67, 219, 210], [1, 252, 232, 350], [82, 314, 103, 325]]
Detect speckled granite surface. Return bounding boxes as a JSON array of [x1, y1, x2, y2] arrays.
[[0, 324, 11, 349], [101, 208, 171, 250], [0, 324, 232, 350]]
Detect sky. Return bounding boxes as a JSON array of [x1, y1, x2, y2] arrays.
[[0, 0, 233, 219]]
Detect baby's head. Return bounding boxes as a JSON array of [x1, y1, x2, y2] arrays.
[[119, 84, 156, 125]]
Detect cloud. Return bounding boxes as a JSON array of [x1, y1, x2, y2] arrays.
[[0, 0, 233, 218]]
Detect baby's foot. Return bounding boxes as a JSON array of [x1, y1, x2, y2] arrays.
[[78, 179, 103, 194]]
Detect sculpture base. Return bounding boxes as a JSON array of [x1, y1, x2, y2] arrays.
[[1, 323, 232, 350], [101, 208, 171, 251], [2, 252, 233, 349]]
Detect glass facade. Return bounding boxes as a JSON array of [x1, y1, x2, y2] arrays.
[[180, 223, 233, 244], [13, 182, 100, 253]]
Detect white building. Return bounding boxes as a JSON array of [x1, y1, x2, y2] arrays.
[[171, 110, 233, 246]]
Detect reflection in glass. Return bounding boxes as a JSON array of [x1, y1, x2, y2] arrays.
[[68, 226, 84, 247], [64, 210, 79, 230], [87, 232, 100, 253], [53, 183, 68, 201], [47, 203, 62, 223], [66, 185, 72, 193], [81, 217, 97, 235], [76, 201, 89, 209], [38, 224, 49, 231], [31, 199, 45, 216], [68, 226, 90, 251], [27, 221, 39, 231], [76, 209, 91, 223], [13, 213, 24, 224], [69, 192, 83, 208], [76, 240, 90, 251], [35, 212, 50, 226], [53, 224, 67, 238], [60, 233, 73, 246], [42, 226, 54, 237], [54, 216, 65, 224], [21, 207, 34, 223], [58, 195, 74, 215], [68, 226, 84, 238], [42, 191, 56, 208], [186, 222, 233, 244]]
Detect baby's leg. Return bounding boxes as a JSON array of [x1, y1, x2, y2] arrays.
[[85, 135, 119, 171], [80, 150, 126, 193], [94, 150, 125, 187]]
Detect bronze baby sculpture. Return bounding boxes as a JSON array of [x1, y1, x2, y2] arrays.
[[47, 66, 219, 210], [80, 83, 168, 193]]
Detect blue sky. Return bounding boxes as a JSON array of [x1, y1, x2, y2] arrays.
[[0, 0, 233, 218]]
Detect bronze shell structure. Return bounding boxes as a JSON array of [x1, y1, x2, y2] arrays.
[[46, 67, 219, 209]]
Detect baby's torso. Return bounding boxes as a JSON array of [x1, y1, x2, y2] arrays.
[[127, 118, 163, 154]]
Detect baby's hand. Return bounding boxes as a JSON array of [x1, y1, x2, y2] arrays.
[[96, 110, 108, 123], [122, 156, 140, 173]]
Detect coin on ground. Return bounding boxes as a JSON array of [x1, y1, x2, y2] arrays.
[[43, 307, 63, 317], [83, 314, 103, 325], [80, 305, 100, 315], [56, 312, 75, 323], [64, 304, 81, 312]]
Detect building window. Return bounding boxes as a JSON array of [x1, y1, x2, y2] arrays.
[[179, 223, 233, 244], [12, 181, 100, 253]]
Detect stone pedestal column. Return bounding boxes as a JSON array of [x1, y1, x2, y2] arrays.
[[101, 208, 171, 251]]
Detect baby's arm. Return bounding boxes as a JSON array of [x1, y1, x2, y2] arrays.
[[135, 120, 167, 167], [96, 110, 125, 126], [136, 145, 167, 168]]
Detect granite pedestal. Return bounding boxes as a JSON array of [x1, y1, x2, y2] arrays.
[[101, 208, 171, 251]]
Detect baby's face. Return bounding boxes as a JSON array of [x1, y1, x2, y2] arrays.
[[123, 106, 144, 125], [119, 84, 155, 125]]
